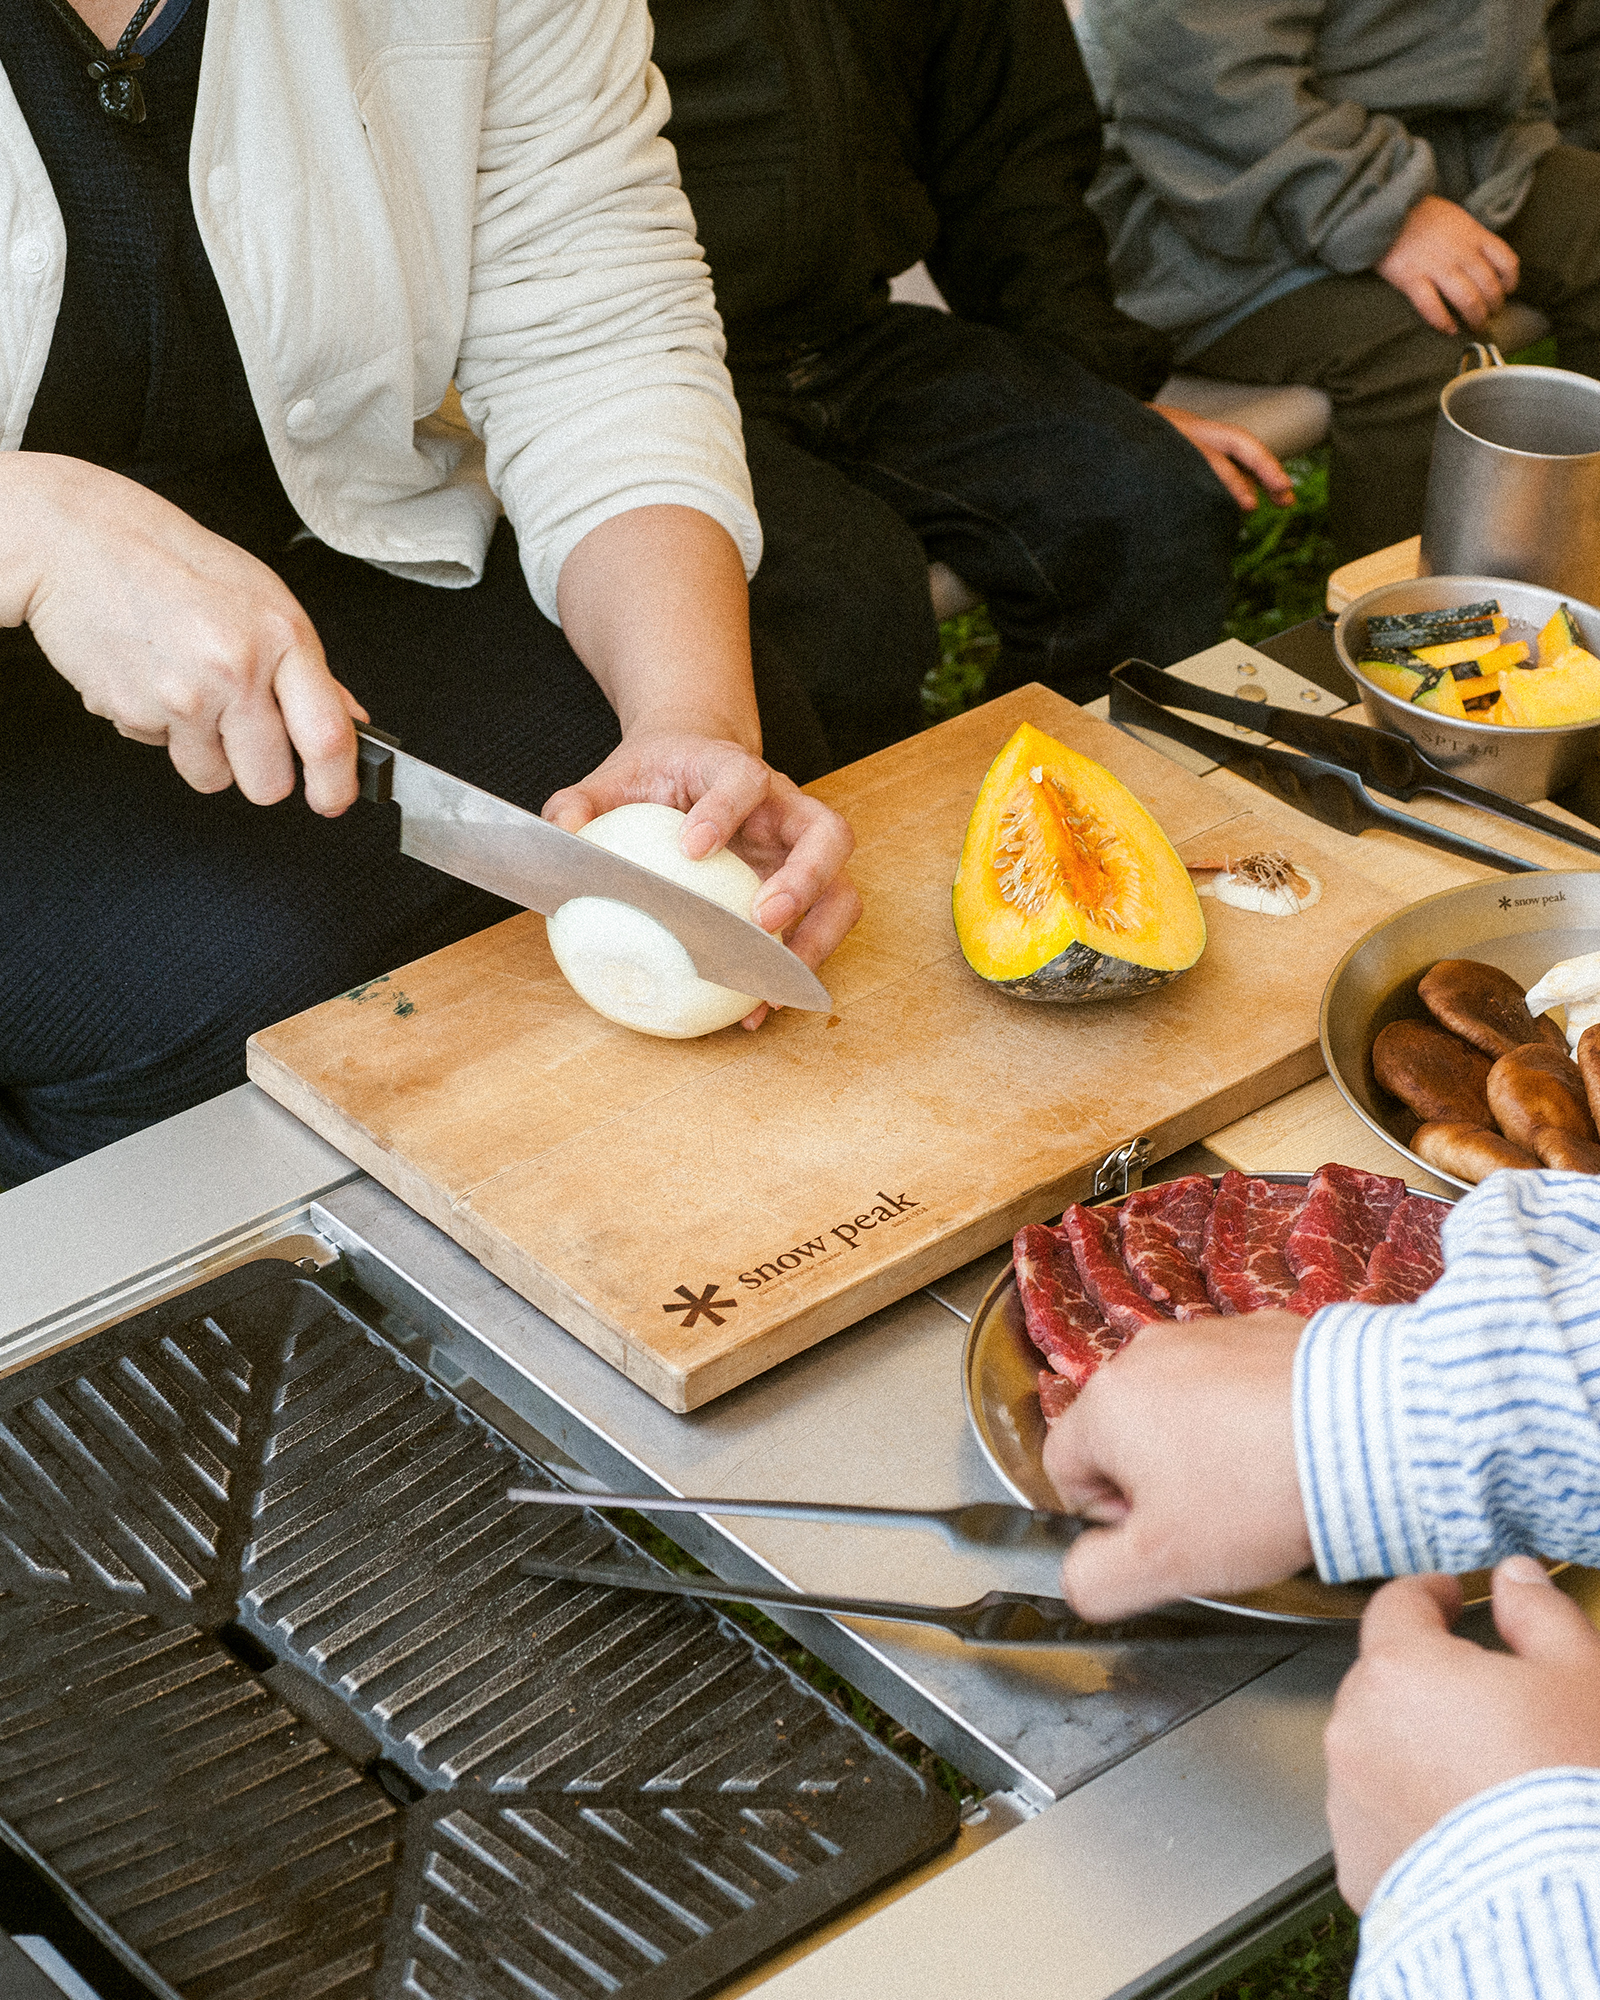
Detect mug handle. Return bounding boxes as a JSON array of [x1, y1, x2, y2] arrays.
[[1457, 342, 1506, 374]]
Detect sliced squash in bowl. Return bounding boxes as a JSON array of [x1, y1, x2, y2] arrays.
[[952, 722, 1206, 1002]]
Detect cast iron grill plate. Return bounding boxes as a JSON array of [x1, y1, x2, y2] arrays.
[[0, 1261, 956, 1999]]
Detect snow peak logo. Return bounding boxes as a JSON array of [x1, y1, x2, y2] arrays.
[[661, 1283, 738, 1328], [1499, 890, 1568, 910], [736, 1190, 921, 1291]]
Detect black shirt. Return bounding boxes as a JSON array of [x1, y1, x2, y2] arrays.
[[2, 0, 292, 549], [654, 0, 1174, 398]]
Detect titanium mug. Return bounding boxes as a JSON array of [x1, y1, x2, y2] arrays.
[[1419, 343, 1600, 602]]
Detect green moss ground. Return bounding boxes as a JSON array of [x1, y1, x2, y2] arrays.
[[1208, 1910, 1360, 2000]]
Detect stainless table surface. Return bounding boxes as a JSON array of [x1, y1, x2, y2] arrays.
[[0, 1082, 1347, 1999]]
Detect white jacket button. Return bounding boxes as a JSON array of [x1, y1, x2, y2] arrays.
[[286, 398, 318, 436], [14, 238, 49, 275]]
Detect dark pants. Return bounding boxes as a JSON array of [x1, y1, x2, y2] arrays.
[[739, 304, 1240, 758], [0, 517, 816, 1185], [1186, 146, 1600, 560]]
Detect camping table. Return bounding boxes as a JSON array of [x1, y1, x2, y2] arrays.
[[5, 646, 1596, 2000]]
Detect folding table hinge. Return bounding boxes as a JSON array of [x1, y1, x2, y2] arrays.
[[1092, 1135, 1153, 1199]]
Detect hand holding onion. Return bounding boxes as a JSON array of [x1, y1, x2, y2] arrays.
[[542, 729, 860, 1034]]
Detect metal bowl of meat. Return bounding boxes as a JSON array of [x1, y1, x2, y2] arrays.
[[1333, 575, 1600, 802], [963, 1167, 1463, 1623], [1321, 872, 1600, 1192]]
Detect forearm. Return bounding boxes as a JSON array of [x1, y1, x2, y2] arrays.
[[0, 452, 79, 627], [1294, 1172, 1600, 1581], [555, 505, 760, 752]]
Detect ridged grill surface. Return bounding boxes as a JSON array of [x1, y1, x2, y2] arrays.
[[0, 1262, 955, 1998]]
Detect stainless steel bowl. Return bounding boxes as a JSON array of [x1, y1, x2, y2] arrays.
[[1334, 573, 1600, 802], [1321, 871, 1600, 1191]]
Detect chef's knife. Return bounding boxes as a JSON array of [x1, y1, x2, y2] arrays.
[[1113, 658, 1600, 860], [1107, 665, 1543, 874], [355, 726, 830, 1010]]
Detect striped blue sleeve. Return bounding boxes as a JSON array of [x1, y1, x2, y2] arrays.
[[1292, 1171, 1600, 1582], [1352, 1771, 1600, 2000]]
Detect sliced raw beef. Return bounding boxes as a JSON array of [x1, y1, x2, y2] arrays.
[[1063, 1204, 1174, 1336], [1118, 1176, 1219, 1320], [1013, 1224, 1127, 1391], [1284, 1163, 1406, 1314], [1352, 1195, 1447, 1305], [1201, 1171, 1308, 1312], [1038, 1370, 1078, 1424]]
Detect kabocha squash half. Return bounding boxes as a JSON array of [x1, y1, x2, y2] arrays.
[[952, 723, 1205, 1001]]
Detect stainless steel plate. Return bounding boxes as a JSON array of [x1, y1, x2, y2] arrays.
[[961, 1175, 1493, 1625], [1321, 871, 1600, 1192]]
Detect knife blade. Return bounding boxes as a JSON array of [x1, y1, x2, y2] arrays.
[[355, 726, 830, 1010], [1107, 665, 1543, 874], [1113, 658, 1600, 861]]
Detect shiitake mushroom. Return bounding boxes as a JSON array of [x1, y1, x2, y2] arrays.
[[1411, 1122, 1539, 1181], [1580, 1025, 1600, 1131], [1418, 959, 1567, 1059], [1373, 1019, 1494, 1127], [1486, 1042, 1596, 1153]]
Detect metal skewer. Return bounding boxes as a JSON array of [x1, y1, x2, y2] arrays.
[[505, 1487, 1082, 1555], [516, 1554, 1259, 1649]]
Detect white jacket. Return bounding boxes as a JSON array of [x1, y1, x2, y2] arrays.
[[0, 0, 760, 620]]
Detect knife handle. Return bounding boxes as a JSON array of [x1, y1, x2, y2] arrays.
[[355, 724, 401, 804]]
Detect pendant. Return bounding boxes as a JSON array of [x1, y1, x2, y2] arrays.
[[87, 54, 148, 125]]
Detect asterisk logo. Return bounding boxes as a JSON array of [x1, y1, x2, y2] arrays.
[[662, 1283, 737, 1328], [1499, 896, 1512, 910]]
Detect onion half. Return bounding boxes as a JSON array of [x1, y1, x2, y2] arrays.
[[545, 803, 762, 1038]]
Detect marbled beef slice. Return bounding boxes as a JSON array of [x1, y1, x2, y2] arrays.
[[1118, 1175, 1218, 1319], [1013, 1223, 1125, 1390], [1038, 1370, 1078, 1424], [1063, 1203, 1174, 1337], [1201, 1171, 1308, 1313], [1284, 1162, 1406, 1314], [1352, 1195, 1447, 1305]]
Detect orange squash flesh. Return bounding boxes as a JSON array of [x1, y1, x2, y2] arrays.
[[952, 723, 1206, 1002]]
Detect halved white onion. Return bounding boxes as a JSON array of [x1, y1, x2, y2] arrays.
[[545, 802, 761, 1037]]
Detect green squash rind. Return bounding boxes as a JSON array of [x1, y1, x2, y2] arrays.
[[982, 939, 1190, 1004]]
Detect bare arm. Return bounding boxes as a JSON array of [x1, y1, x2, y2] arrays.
[[548, 504, 862, 1019]]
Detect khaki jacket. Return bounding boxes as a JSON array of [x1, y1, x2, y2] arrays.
[[0, 0, 759, 617]]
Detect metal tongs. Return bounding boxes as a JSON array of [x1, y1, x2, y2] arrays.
[[1108, 658, 1600, 873], [506, 1488, 1256, 1648]]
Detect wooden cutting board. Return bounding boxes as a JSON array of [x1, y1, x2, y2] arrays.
[[248, 686, 1399, 1410]]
